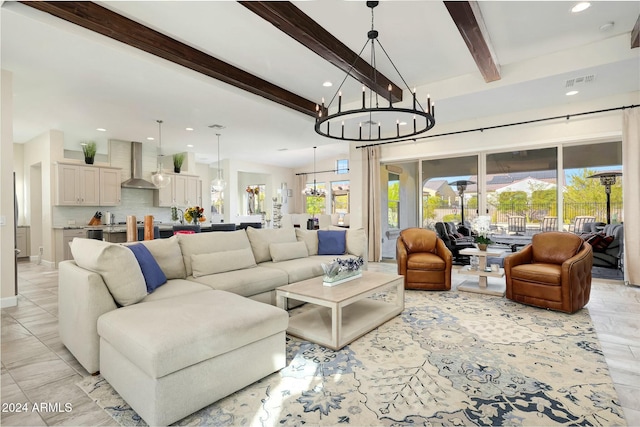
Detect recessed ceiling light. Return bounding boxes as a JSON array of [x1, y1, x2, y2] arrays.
[[599, 22, 614, 32], [96, 128, 106, 132], [399, 121, 407, 126], [185, 127, 194, 131], [322, 81, 333, 87], [147, 137, 155, 141], [187, 144, 194, 148], [277, 148, 288, 151], [571, 2, 590, 13], [566, 90, 579, 96]]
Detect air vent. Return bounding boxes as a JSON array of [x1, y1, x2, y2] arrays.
[[565, 74, 596, 88], [208, 124, 226, 129]]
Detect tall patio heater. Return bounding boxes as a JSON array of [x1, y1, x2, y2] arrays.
[[587, 171, 622, 224], [449, 180, 475, 234]]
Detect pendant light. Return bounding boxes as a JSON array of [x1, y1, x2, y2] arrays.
[[151, 120, 171, 188], [302, 146, 326, 197], [211, 133, 226, 192]]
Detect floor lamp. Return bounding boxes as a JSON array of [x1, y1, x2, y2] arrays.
[[449, 180, 476, 233], [588, 171, 622, 224]]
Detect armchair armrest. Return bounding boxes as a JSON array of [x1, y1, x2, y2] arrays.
[[504, 244, 533, 269], [435, 238, 453, 267], [561, 242, 593, 311], [396, 237, 408, 277]]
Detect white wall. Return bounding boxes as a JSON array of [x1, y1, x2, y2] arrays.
[[1, 69, 16, 307]]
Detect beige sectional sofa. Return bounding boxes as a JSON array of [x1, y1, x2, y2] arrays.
[[58, 226, 367, 425]]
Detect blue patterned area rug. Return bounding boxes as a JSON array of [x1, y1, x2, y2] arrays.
[[77, 290, 625, 426]]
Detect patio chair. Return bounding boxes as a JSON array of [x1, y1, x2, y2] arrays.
[[539, 216, 557, 232], [508, 215, 526, 235], [572, 215, 596, 234]]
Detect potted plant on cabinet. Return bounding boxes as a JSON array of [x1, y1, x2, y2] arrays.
[[81, 141, 97, 165], [173, 153, 185, 173]]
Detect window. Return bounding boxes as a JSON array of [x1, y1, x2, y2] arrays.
[[331, 181, 349, 213], [388, 173, 400, 228], [304, 182, 326, 215], [336, 159, 349, 174]]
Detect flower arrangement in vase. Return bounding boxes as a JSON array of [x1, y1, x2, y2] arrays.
[[173, 153, 185, 173], [184, 206, 206, 224], [321, 257, 364, 286], [471, 215, 493, 250]]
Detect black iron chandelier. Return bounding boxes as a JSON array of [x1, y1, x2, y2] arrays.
[[303, 146, 326, 197], [314, 1, 435, 142]]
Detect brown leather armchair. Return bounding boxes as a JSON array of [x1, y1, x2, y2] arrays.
[[504, 232, 593, 313], [397, 228, 453, 290]]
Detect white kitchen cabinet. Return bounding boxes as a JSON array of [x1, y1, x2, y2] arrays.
[[16, 226, 30, 259], [99, 167, 122, 206], [55, 228, 86, 267], [55, 163, 107, 206], [154, 172, 202, 207]]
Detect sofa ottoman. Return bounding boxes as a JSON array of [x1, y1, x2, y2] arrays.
[[97, 290, 289, 426]]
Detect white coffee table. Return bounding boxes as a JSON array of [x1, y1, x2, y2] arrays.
[[457, 247, 506, 296], [276, 271, 404, 350]]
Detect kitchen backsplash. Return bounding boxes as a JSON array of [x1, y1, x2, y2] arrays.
[[53, 188, 175, 227]]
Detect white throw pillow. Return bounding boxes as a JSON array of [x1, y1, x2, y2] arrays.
[[71, 238, 147, 306], [191, 247, 257, 277], [139, 236, 187, 279], [295, 228, 318, 256], [269, 241, 309, 263], [246, 227, 297, 263]]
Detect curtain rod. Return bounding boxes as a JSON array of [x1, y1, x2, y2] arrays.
[[355, 104, 639, 150], [295, 168, 349, 176]]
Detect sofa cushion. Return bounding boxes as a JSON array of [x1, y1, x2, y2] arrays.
[[585, 233, 615, 252], [261, 257, 325, 284], [141, 279, 211, 303], [318, 230, 346, 255], [127, 244, 167, 292], [177, 230, 252, 276], [270, 241, 308, 263], [97, 290, 289, 379], [246, 227, 297, 263], [191, 248, 257, 277], [71, 238, 147, 306], [188, 266, 288, 298], [295, 228, 318, 256], [139, 236, 186, 279]]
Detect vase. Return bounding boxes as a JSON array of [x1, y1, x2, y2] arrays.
[[477, 243, 488, 251], [174, 167, 181, 173], [85, 157, 94, 165]]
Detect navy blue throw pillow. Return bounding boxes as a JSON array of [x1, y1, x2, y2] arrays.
[[127, 244, 167, 293], [317, 230, 347, 255]]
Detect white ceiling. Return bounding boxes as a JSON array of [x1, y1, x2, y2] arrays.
[[2, 1, 639, 169]]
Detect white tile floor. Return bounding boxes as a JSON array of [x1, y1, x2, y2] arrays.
[[2, 260, 639, 426]]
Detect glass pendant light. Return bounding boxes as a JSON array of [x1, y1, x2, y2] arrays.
[[151, 119, 171, 188], [211, 133, 226, 192]]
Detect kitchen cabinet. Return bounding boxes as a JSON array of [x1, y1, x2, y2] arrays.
[[56, 164, 100, 206], [16, 226, 30, 259], [55, 163, 121, 206], [55, 228, 86, 267], [154, 172, 202, 207], [99, 167, 122, 206]]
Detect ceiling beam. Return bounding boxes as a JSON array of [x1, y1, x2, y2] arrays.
[[632, 14, 640, 49], [20, 1, 319, 117], [239, 1, 403, 103], [444, 1, 501, 83]]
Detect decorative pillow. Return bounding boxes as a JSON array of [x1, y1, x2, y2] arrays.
[[269, 241, 309, 262], [246, 227, 297, 263], [139, 236, 186, 279], [127, 244, 167, 292], [318, 230, 347, 255], [586, 233, 614, 252], [191, 247, 257, 278], [324, 226, 367, 258], [295, 228, 318, 256], [71, 238, 147, 306]]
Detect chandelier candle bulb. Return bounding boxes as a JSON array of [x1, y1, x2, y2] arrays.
[[362, 86, 366, 108], [431, 102, 435, 118], [413, 89, 416, 109], [359, 123, 362, 139], [413, 115, 417, 133], [396, 120, 400, 137], [338, 91, 342, 112], [341, 121, 345, 138], [427, 95, 431, 114], [378, 122, 381, 139], [388, 84, 393, 107]]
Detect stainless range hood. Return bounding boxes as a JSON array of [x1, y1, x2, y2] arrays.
[[121, 141, 158, 189]]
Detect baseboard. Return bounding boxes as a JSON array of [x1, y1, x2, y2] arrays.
[[29, 256, 55, 268], [1, 296, 18, 308]]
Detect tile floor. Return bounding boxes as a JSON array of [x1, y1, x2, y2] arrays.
[[2, 260, 639, 426]]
